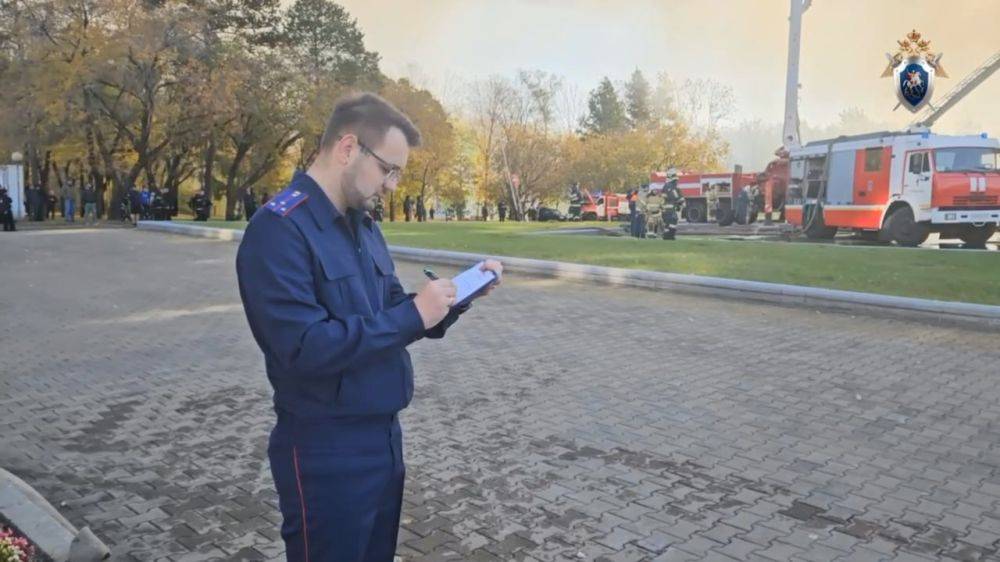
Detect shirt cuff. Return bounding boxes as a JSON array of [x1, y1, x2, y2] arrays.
[[388, 298, 426, 344]]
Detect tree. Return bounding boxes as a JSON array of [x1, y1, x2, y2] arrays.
[[84, 0, 215, 215], [465, 74, 567, 219], [497, 122, 564, 215], [217, 48, 304, 219], [0, 0, 103, 190], [624, 68, 652, 129], [579, 77, 627, 136], [196, 0, 281, 45], [676, 77, 735, 132], [435, 122, 478, 217], [517, 69, 562, 130], [279, 0, 383, 168], [564, 121, 728, 193], [280, 0, 379, 85], [381, 78, 455, 222], [555, 81, 585, 134], [498, 73, 567, 216], [650, 71, 679, 125], [467, 76, 513, 208], [0, 0, 388, 223]]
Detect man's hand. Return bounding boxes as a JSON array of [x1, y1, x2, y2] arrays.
[[414, 279, 457, 329], [479, 259, 504, 297]]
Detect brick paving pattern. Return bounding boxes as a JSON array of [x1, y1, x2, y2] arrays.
[[1, 228, 998, 561]]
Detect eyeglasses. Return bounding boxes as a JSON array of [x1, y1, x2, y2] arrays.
[[358, 141, 402, 186]]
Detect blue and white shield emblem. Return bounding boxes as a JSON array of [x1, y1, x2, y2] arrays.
[[894, 57, 935, 112]]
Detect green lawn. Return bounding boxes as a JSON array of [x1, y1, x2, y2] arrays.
[[181, 219, 1000, 305]]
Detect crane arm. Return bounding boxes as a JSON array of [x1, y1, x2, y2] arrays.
[[914, 50, 1000, 128]]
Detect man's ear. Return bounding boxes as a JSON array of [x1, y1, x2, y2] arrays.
[[334, 134, 357, 166]]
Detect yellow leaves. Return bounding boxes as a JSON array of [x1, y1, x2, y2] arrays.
[[380, 78, 457, 199], [559, 123, 727, 191]]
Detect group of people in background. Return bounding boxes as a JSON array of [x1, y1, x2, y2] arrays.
[[11, 180, 102, 226], [399, 196, 528, 224], [2, 179, 548, 230], [627, 169, 685, 240], [402, 194, 434, 222], [188, 187, 271, 222], [479, 201, 510, 222], [0, 179, 280, 230], [122, 185, 177, 224]]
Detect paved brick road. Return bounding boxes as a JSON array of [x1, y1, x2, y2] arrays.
[[1, 228, 998, 561]]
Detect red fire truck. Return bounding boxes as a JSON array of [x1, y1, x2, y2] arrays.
[[649, 170, 758, 224], [579, 189, 630, 221], [783, 130, 1000, 246], [768, 2, 1000, 246]]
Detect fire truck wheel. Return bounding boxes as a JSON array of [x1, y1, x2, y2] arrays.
[[886, 206, 930, 247], [717, 209, 735, 227], [582, 212, 597, 221], [958, 224, 997, 248], [803, 205, 838, 239], [684, 202, 707, 223]]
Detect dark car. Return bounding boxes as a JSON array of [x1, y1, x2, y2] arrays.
[[536, 207, 566, 221]]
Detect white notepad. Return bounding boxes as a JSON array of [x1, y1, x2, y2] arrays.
[[452, 261, 497, 307]]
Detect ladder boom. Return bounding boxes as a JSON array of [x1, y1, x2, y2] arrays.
[[915, 50, 1000, 128]]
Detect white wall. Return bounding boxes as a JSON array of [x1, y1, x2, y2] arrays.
[[0, 165, 25, 220]]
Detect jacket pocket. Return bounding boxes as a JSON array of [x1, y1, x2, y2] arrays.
[[370, 250, 397, 311], [316, 250, 366, 316]]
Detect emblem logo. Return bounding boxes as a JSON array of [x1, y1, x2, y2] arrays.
[[881, 30, 948, 112]]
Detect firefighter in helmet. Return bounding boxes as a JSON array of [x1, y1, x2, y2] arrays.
[[640, 185, 666, 238], [661, 168, 685, 240], [705, 182, 720, 223]]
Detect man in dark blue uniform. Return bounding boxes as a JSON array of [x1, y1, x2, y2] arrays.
[[236, 93, 502, 562]]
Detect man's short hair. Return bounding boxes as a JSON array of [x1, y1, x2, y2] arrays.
[[320, 93, 421, 150]]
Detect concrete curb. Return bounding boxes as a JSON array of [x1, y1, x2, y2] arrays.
[[139, 220, 245, 241], [138, 221, 1000, 328], [0, 468, 110, 561]]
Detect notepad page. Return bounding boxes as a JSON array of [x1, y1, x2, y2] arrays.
[[452, 261, 496, 305]]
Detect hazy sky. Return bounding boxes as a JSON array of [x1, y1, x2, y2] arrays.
[[335, 0, 999, 138]]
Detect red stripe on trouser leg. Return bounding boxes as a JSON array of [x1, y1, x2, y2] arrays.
[[293, 446, 310, 562]]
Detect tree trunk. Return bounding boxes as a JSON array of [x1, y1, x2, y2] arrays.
[[162, 154, 189, 217], [202, 138, 216, 199], [84, 121, 102, 189], [298, 134, 321, 170], [50, 159, 66, 191], [143, 165, 158, 192], [419, 164, 430, 222], [84, 90, 124, 219], [24, 144, 40, 188], [498, 141, 522, 220], [224, 143, 250, 221], [41, 151, 52, 191]]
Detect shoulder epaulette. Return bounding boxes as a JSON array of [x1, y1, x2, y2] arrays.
[[264, 187, 309, 217]]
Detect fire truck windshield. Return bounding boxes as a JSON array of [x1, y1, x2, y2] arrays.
[[934, 147, 999, 172]]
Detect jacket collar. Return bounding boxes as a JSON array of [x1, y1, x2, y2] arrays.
[[294, 171, 374, 232]]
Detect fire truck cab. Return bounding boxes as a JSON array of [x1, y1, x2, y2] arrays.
[[785, 130, 1000, 246], [580, 190, 629, 221]]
